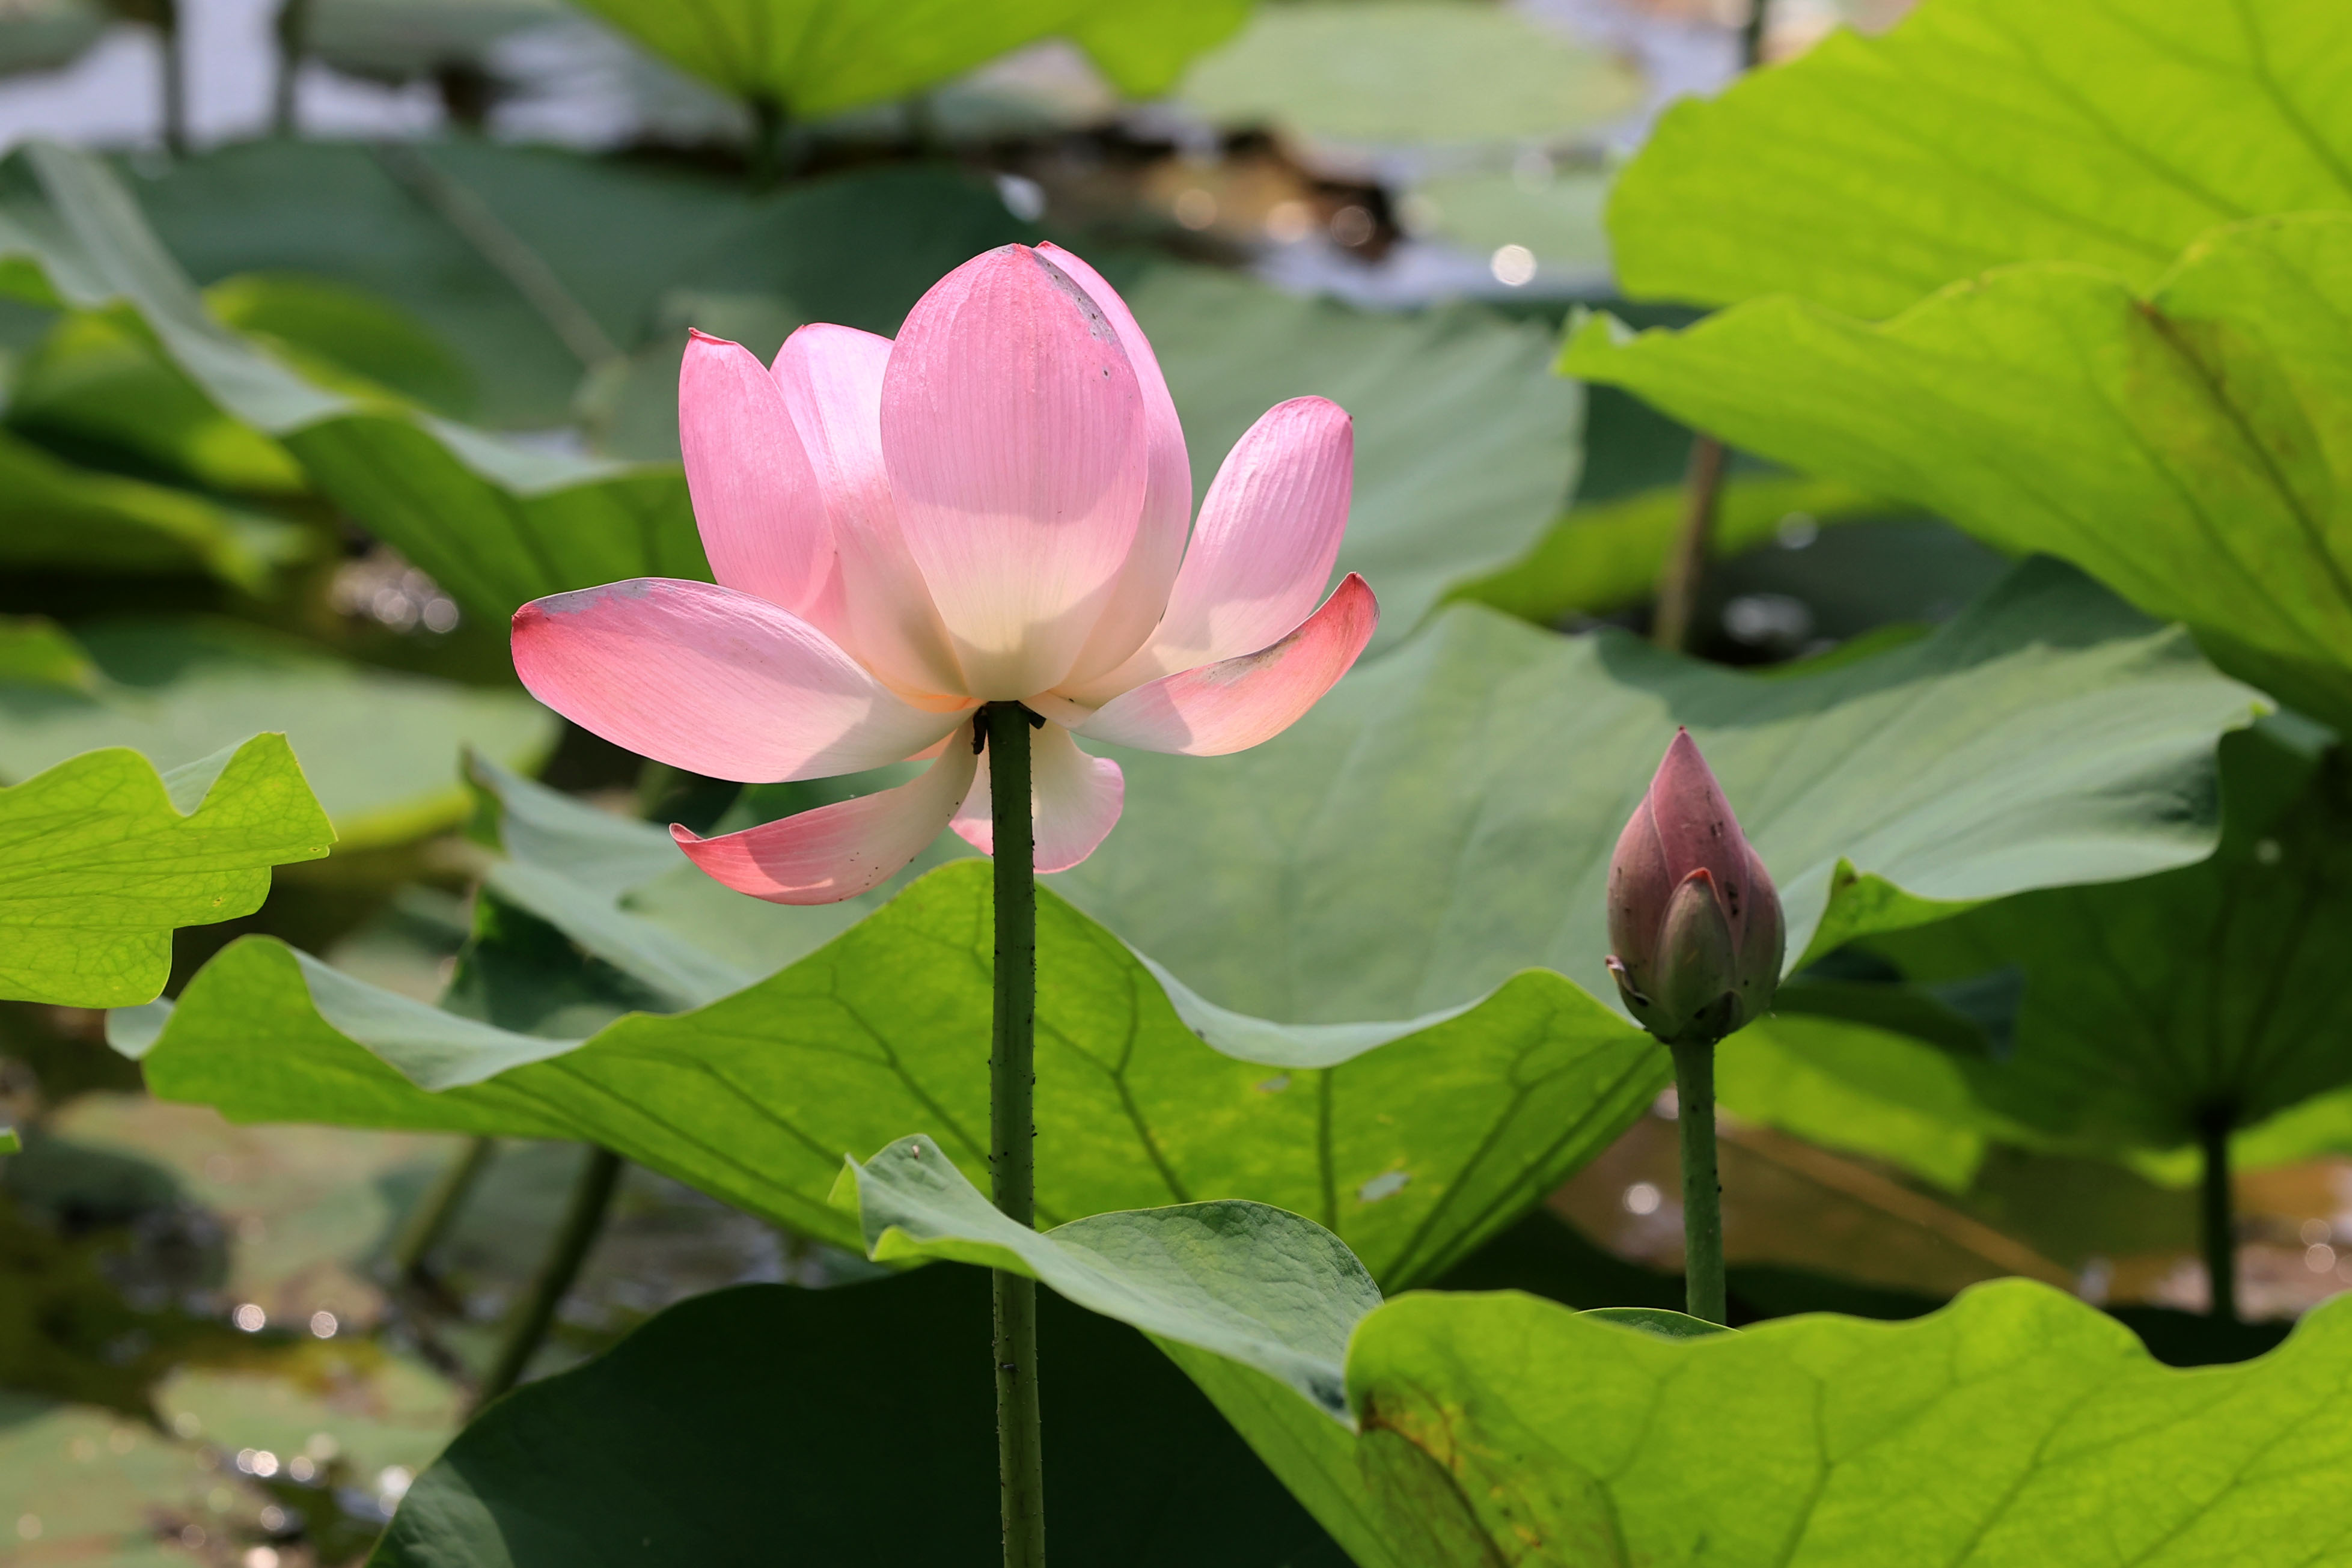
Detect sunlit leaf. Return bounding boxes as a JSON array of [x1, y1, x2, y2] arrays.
[[373, 1268, 1349, 1566], [0, 734, 331, 1007], [1567, 213, 2352, 725], [1605, 0, 2352, 316], [564, 0, 1249, 116], [1181, 1278, 2352, 1564], [1330, 1281, 2352, 1564]]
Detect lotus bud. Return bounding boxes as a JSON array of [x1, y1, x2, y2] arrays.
[[1605, 728, 1784, 1046]]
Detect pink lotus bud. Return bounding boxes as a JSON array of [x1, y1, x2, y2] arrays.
[[1605, 729, 1783, 1045]]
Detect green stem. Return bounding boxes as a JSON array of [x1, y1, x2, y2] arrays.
[[1670, 1040, 1726, 1324], [390, 1134, 498, 1283], [985, 703, 1045, 1568], [2199, 1111, 2237, 1323], [475, 1145, 623, 1409]]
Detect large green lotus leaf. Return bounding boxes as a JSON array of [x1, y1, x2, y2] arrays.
[[1566, 213, 2352, 727], [0, 734, 332, 1007], [1605, 0, 2352, 316], [1865, 719, 2352, 1156], [1056, 560, 2261, 1027], [0, 419, 307, 590], [1198, 1280, 2352, 1565], [129, 857, 1666, 1289], [0, 142, 709, 622], [566, 0, 1248, 116], [371, 1269, 1348, 1567], [0, 619, 553, 849], [847, 1134, 1379, 1419], [1177, 1, 1639, 151], [1063, 0, 1254, 101]]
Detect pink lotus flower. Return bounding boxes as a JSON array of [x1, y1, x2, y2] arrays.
[[512, 243, 1377, 903]]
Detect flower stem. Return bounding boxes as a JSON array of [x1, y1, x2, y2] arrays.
[[985, 703, 1045, 1568], [2199, 1108, 2237, 1323], [1669, 1040, 1727, 1324]]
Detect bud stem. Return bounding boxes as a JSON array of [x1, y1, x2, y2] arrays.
[[1669, 1039, 1727, 1324], [985, 703, 1047, 1568]]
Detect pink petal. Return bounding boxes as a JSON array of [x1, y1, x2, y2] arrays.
[[1071, 573, 1376, 756], [512, 578, 963, 782], [881, 245, 1148, 699], [1037, 242, 1195, 687], [672, 729, 979, 904], [1066, 395, 1352, 701], [680, 331, 833, 618], [953, 721, 1126, 873], [771, 324, 969, 700]]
